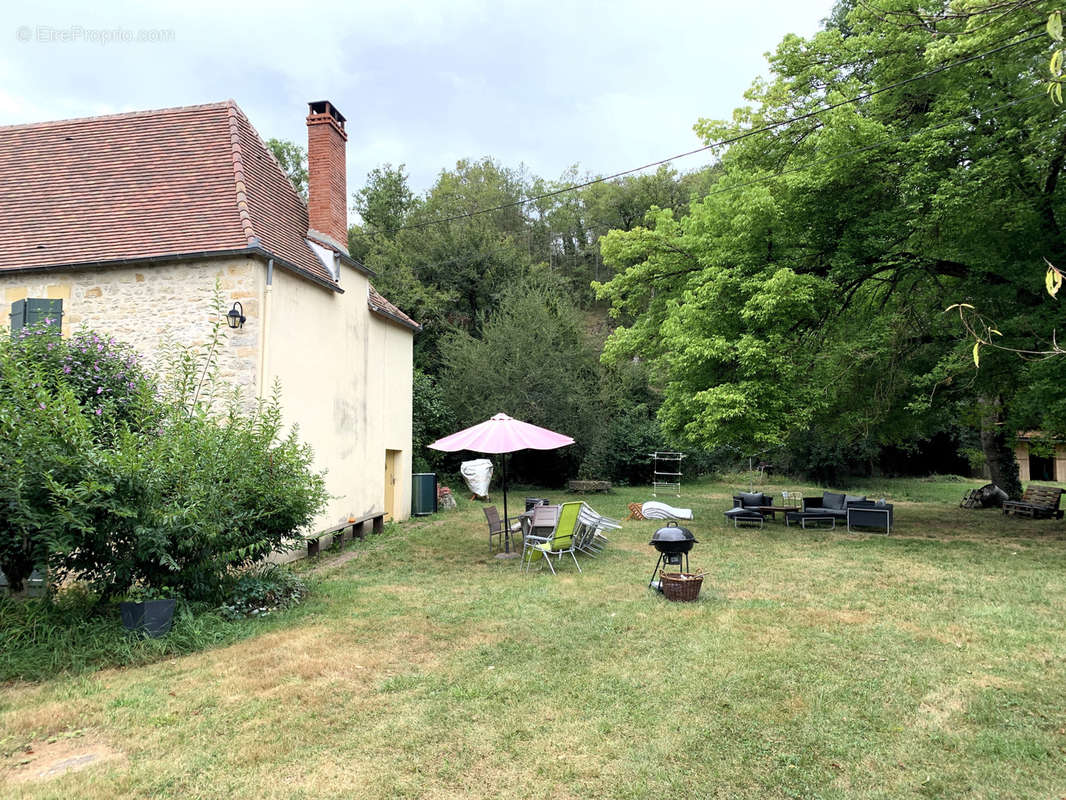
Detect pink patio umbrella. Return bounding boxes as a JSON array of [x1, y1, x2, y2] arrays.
[[428, 413, 575, 550]]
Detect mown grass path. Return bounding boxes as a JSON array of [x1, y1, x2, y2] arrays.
[[2, 478, 1065, 798]]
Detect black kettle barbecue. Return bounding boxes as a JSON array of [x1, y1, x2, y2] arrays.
[[648, 520, 698, 590]]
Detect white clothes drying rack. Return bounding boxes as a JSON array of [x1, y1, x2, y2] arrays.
[[650, 451, 684, 497]]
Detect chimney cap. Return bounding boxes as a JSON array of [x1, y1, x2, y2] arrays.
[[308, 100, 346, 126]]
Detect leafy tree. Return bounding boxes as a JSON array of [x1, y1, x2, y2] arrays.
[[267, 138, 308, 199], [437, 274, 599, 482], [353, 163, 416, 235], [357, 158, 538, 371], [411, 368, 454, 473], [525, 164, 720, 306], [350, 164, 417, 263], [595, 0, 1061, 493]]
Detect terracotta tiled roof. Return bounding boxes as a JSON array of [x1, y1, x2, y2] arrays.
[[0, 101, 337, 287], [369, 286, 421, 331]]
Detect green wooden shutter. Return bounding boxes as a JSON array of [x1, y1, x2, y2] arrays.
[[9, 298, 63, 339]]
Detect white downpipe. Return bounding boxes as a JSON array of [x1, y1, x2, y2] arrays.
[[257, 259, 274, 398]]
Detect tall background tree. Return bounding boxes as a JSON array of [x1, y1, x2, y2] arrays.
[[266, 3, 1066, 491], [347, 157, 690, 485], [594, 0, 1063, 495]]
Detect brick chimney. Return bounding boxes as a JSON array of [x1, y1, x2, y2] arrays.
[[306, 100, 349, 253]]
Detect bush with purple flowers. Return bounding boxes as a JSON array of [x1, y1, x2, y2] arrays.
[[60, 330, 156, 431], [0, 313, 326, 602], [2, 321, 158, 441], [0, 321, 158, 592]]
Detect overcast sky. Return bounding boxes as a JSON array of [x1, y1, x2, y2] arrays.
[[2, 0, 836, 207]]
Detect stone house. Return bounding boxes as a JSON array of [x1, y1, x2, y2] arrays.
[[0, 99, 419, 536]]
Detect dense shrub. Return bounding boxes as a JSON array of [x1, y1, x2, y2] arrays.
[[7, 322, 158, 435], [0, 343, 97, 592], [0, 309, 328, 602], [44, 390, 328, 602], [579, 361, 663, 485], [135, 390, 327, 601], [61, 330, 157, 433]]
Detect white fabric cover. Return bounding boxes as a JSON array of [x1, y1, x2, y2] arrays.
[[460, 458, 493, 497], [641, 501, 694, 520]]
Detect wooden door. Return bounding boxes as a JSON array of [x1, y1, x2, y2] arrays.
[[384, 450, 399, 522]]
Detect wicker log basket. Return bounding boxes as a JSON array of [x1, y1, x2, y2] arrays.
[[659, 570, 704, 602]]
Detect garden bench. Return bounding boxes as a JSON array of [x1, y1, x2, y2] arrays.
[[1002, 485, 1064, 520], [304, 511, 385, 557]]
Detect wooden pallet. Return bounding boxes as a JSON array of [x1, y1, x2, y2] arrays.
[[1002, 485, 1064, 520], [568, 480, 611, 493]]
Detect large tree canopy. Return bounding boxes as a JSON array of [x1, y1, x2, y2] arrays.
[[347, 158, 689, 484], [595, 0, 1065, 490]]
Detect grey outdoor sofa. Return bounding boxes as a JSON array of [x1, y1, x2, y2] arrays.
[[802, 491, 894, 533], [723, 491, 773, 527]]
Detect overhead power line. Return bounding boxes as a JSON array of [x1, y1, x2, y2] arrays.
[[673, 91, 1045, 211], [385, 90, 1043, 277], [370, 29, 1043, 236]]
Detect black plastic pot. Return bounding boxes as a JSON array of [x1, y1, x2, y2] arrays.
[[120, 598, 177, 638]]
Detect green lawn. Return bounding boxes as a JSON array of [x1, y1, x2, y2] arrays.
[[2, 477, 1066, 798]]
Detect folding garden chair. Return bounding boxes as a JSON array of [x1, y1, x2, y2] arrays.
[[573, 509, 602, 556], [522, 503, 581, 574], [575, 503, 621, 556]]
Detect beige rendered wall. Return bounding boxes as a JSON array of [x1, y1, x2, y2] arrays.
[[368, 306, 415, 522], [0, 259, 262, 394], [1014, 441, 1066, 483], [1015, 443, 1031, 483], [1, 256, 415, 536], [262, 263, 413, 531]]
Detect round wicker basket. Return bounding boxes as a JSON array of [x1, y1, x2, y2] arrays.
[[659, 570, 703, 602]]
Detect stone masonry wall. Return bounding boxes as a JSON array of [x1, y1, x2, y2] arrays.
[[0, 257, 263, 396]]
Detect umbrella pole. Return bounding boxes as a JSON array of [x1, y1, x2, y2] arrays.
[[502, 454, 510, 553]]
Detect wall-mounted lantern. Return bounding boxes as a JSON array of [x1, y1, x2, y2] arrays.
[[227, 301, 246, 329]]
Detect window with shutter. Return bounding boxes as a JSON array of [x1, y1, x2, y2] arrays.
[[9, 298, 63, 339]]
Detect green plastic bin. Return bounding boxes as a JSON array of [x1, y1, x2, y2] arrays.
[[412, 473, 438, 516]]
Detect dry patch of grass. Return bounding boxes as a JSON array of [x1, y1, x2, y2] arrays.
[[306, 545, 372, 575], [912, 673, 1021, 733], [2, 734, 124, 788], [914, 682, 967, 730], [1, 699, 87, 744]]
